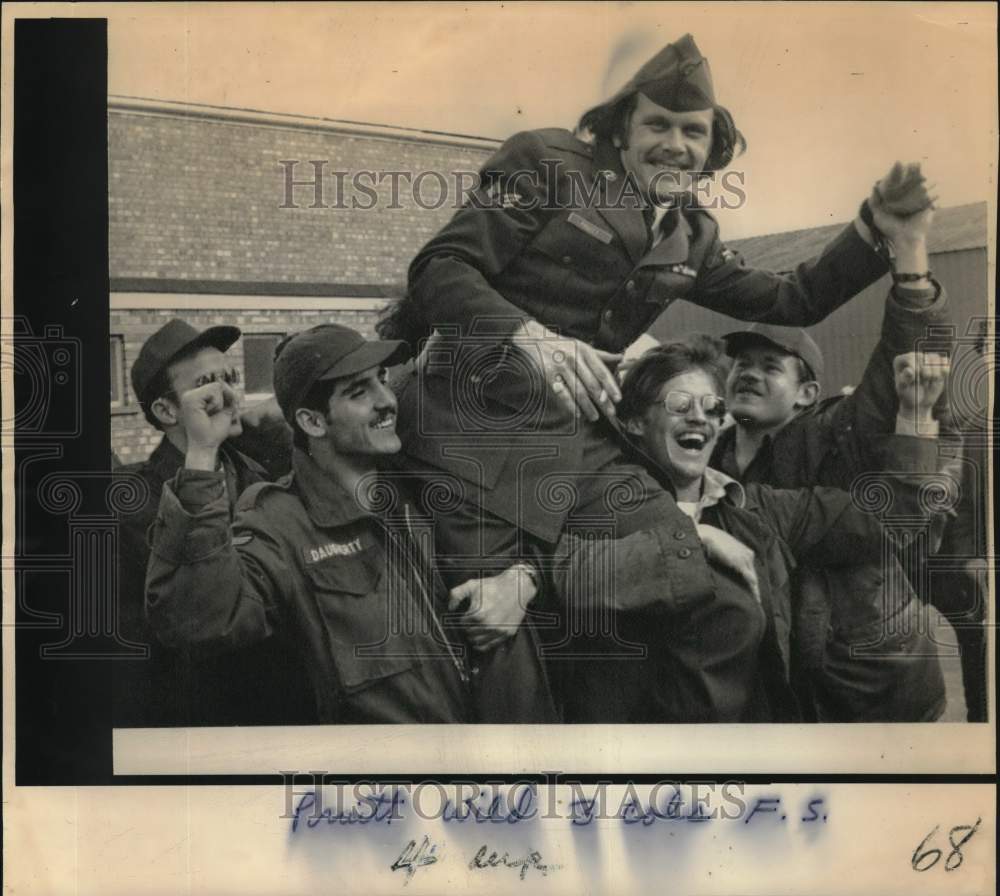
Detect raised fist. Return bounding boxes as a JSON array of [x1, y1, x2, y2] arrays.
[[893, 351, 950, 422], [179, 380, 242, 454]]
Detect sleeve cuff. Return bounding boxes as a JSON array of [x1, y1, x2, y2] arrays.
[[889, 279, 945, 313], [174, 467, 227, 511], [894, 414, 940, 439], [873, 433, 941, 472], [651, 514, 714, 609]]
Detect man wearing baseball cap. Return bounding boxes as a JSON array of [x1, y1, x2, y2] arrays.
[[114, 318, 307, 726], [711, 204, 961, 721], [146, 324, 542, 723]]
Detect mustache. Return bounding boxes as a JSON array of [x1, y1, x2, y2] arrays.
[[732, 377, 764, 395]]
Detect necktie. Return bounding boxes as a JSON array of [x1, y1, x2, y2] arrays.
[[642, 205, 656, 253], [645, 206, 678, 251]]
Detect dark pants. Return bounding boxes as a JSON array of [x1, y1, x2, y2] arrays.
[[929, 564, 988, 722], [425, 500, 560, 723]]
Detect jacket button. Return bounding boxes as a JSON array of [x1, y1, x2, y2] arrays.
[[603, 309, 613, 321], [678, 547, 692, 559], [626, 279, 636, 292], [674, 530, 686, 540], [562, 255, 572, 264], [470, 665, 481, 676]]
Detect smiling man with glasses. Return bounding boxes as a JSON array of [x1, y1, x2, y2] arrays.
[[540, 335, 950, 723]]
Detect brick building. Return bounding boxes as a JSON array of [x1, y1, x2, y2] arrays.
[[109, 97, 989, 461], [109, 96, 499, 462]]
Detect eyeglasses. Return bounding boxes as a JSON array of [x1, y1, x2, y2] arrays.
[[661, 390, 727, 419], [160, 367, 242, 401], [192, 367, 242, 389]]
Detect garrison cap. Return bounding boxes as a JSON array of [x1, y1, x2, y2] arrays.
[[273, 324, 408, 424], [606, 33, 716, 112], [131, 318, 241, 405], [724, 323, 825, 383]]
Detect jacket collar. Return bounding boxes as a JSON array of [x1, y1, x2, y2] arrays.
[[290, 447, 379, 529], [591, 139, 648, 264], [590, 138, 692, 266]]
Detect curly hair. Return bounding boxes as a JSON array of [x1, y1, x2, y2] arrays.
[[618, 334, 730, 422], [375, 292, 427, 357], [577, 93, 746, 173]]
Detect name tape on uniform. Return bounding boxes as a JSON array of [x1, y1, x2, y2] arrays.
[[567, 212, 613, 244], [303, 537, 364, 565]]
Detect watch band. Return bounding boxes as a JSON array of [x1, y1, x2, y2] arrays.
[[891, 270, 933, 283]]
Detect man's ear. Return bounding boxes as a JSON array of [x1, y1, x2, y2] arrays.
[[794, 380, 820, 411], [150, 397, 178, 429], [294, 407, 326, 439]]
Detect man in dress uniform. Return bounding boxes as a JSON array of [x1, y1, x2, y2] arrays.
[[380, 33, 935, 721]]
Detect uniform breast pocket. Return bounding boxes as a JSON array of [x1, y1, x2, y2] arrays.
[[304, 554, 420, 693], [646, 267, 696, 309], [525, 215, 630, 286]]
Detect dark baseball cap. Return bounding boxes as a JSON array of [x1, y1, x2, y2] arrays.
[[723, 323, 825, 382], [131, 318, 241, 405], [272, 324, 408, 423]]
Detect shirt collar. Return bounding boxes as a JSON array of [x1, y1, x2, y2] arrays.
[[701, 466, 746, 509], [675, 467, 745, 521], [650, 203, 671, 233]]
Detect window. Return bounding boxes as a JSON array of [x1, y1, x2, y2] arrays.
[[110, 335, 126, 408], [242, 332, 285, 399]]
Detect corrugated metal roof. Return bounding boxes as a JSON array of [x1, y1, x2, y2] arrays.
[[730, 201, 988, 269]]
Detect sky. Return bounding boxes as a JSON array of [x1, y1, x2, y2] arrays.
[[14, 1, 1000, 239]]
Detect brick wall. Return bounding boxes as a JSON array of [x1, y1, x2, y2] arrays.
[[108, 105, 498, 463], [111, 306, 381, 463], [109, 109, 494, 284]]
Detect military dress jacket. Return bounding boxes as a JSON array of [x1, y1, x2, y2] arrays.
[[398, 127, 890, 552], [146, 449, 472, 724]]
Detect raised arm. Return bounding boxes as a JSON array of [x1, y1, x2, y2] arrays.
[[694, 162, 934, 326], [835, 179, 954, 444], [146, 471, 284, 652], [145, 382, 285, 653]]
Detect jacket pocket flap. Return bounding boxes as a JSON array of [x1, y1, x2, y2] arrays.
[[528, 214, 630, 282], [305, 558, 422, 690], [303, 550, 381, 595]]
